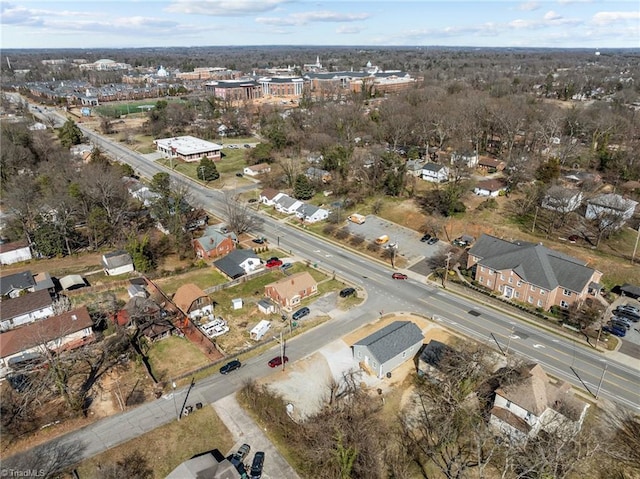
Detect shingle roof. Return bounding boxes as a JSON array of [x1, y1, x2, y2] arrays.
[[173, 284, 208, 314], [265, 272, 316, 300], [0, 289, 53, 321], [354, 321, 424, 365], [0, 307, 93, 359], [469, 234, 595, 292], [422, 162, 446, 172], [475, 178, 507, 191], [214, 250, 259, 279], [0, 240, 29, 254], [0, 270, 35, 296], [102, 251, 133, 269]]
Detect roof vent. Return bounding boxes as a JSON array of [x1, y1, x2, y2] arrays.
[[71, 314, 77, 320]]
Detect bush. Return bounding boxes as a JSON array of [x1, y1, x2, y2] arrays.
[[334, 227, 351, 240]]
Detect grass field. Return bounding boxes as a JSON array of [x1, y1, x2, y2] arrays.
[[147, 335, 210, 381], [72, 405, 233, 479], [154, 267, 227, 297], [94, 99, 184, 118]]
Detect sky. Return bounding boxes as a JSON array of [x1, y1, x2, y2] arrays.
[[1, 0, 639, 50]]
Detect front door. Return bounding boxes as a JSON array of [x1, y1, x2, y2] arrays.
[[504, 286, 514, 299]]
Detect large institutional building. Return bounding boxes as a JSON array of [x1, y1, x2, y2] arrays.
[[154, 136, 223, 162]]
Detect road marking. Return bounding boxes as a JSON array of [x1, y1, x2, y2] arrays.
[[533, 344, 545, 349]]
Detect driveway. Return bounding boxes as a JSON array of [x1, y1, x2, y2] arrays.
[[213, 394, 300, 479]]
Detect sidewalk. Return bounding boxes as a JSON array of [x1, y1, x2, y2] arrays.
[[213, 394, 301, 479]]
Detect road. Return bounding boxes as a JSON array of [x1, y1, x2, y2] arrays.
[[4, 101, 639, 471]]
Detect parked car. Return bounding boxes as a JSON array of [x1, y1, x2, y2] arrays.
[[268, 356, 289, 367], [339, 287, 356, 298], [252, 237, 265, 244], [375, 235, 390, 245], [266, 259, 283, 268], [420, 233, 431, 242], [248, 198, 258, 203], [611, 316, 631, 329], [250, 451, 265, 479], [244, 144, 251, 149], [235, 172, 243, 177], [292, 307, 310, 320], [230, 443, 251, 467], [392, 272, 408, 280], [426, 237, 439, 245], [602, 325, 626, 337], [614, 309, 640, 322], [280, 262, 293, 270], [219, 359, 241, 374]]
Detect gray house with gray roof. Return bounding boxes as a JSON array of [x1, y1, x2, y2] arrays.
[[353, 321, 424, 378], [467, 234, 602, 310]]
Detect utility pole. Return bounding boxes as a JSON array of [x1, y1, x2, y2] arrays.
[[595, 363, 608, 399], [632, 224, 640, 265], [199, 166, 205, 182], [532, 206, 539, 233], [442, 252, 453, 288], [172, 381, 179, 421]]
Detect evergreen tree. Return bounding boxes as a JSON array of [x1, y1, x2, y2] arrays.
[[294, 174, 314, 200], [57, 119, 84, 148], [126, 235, 155, 273], [198, 156, 219, 181]]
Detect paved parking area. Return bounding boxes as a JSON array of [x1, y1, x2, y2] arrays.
[[604, 298, 640, 358], [344, 214, 444, 265]]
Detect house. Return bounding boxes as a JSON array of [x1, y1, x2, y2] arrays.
[[0, 289, 55, 332], [250, 320, 271, 341], [417, 339, 457, 377], [295, 203, 330, 223], [166, 449, 243, 479], [274, 194, 304, 215], [620, 283, 640, 299], [306, 166, 332, 183], [257, 298, 276, 314], [0, 271, 36, 298], [352, 321, 424, 379], [154, 136, 223, 162], [541, 186, 583, 213], [102, 251, 135, 276], [421, 163, 449, 183], [467, 234, 603, 310], [477, 156, 506, 173], [243, 163, 272, 176], [405, 160, 423, 177], [0, 306, 95, 377], [259, 188, 284, 206], [585, 193, 638, 228], [193, 225, 237, 259], [0, 240, 32, 265], [264, 272, 318, 310], [214, 250, 262, 279], [473, 178, 508, 197], [489, 363, 589, 442], [173, 283, 210, 317], [451, 151, 479, 168]]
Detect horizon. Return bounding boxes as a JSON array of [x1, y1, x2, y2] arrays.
[[2, 1, 638, 50]]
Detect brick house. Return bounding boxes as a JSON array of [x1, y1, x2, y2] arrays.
[[193, 225, 237, 259], [264, 272, 318, 310], [467, 235, 602, 310]]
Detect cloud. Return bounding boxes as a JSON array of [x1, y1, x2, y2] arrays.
[[336, 25, 363, 34], [0, 3, 92, 26], [256, 10, 370, 27], [166, 0, 291, 16], [543, 10, 561, 21], [519, 1, 540, 11], [557, 0, 593, 4], [592, 11, 640, 25]]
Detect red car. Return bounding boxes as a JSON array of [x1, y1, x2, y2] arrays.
[[392, 272, 408, 280], [268, 356, 289, 367], [265, 259, 283, 268]]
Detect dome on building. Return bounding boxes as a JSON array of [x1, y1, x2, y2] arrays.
[[157, 65, 169, 77], [95, 59, 115, 64]]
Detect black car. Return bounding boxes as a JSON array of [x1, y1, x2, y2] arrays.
[[235, 172, 243, 177], [339, 287, 356, 298], [614, 308, 640, 322], [252, 237, 265, 244], [292, 307, 310, 321], [426, 237, 439, 245], [420, 233, 431, 242], [250, 451, 265, 479], [219, 359, 241, 374]]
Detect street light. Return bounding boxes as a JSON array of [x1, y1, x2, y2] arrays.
[[172, 381, 179, 421], [199, 166, 206, 182]]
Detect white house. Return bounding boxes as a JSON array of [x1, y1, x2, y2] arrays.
[[243, 163, 272, 177], [421, 163, 449, 183], [0, 240, 32, 265], [541, 186, 583, 213], [259, 188, 284, 206], [0, 289, 55, 332], [295, 204, 330, 223], [0, 307, 95, 378], [102, 251, 135, 276], [585, 193, 638, 228], [474, 178, 508, 197], [154, 135, 222, 162], [274, 194, 304, 215], [489, 364, 589, 443], [451, 151, 479, 168]]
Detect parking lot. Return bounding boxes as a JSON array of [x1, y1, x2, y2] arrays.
[[605, 298, 640, 358], [344, 214, 444, 266]]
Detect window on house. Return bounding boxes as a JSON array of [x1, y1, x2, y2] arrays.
[[479, 277, 484, 284], [515, 292, 520, 298], [528, 296, 534, 303], [537, 299, 543, 307], [500, 274, 505, 280], [530, 286, 536, 292], [508, 277, 513, 284], [526, 412, 532, 421], [560, 300, 569, 308], [506, 400, 511, 408], [487, 280, 492, 287], [480, 266, 485, 272], [563, 289, 572, 297], [517, 280, 522, 287], [540, 290, 545, 296], [499, 285, 504, 292]]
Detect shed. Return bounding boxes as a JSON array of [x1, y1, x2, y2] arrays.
[[232, 298, 243, 310], [621, 283, 640, 299], [250, 320, 271, 341], [257, 299, 276, 315], [59, 274, 87, 291], [102, 250, 134, 276]]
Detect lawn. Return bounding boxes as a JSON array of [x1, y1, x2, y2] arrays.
[[72, 405, 233, 479], [154, 266, 227, 297], [147, 335, 211, 381]]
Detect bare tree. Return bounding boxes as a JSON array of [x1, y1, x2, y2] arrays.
[[223, 192, 262, 234]]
